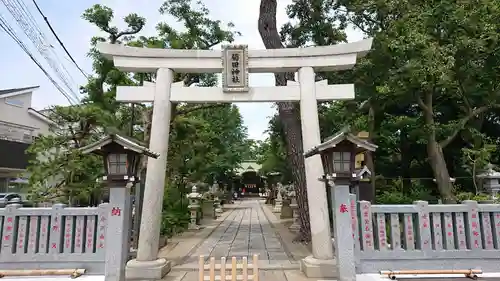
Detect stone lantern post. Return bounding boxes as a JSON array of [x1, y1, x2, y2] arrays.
[[188, 186, 202, 230], [304, 128, 377, 281], [79, 134, 160, 281]]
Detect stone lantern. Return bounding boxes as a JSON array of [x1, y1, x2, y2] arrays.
[[288, 189, 300, 232], [213, 196, 223, 217], [273, 182, 284, 213], [79, 133, 159, 281], [80, 134, 157, 184], [304, 128, 377, 281], [266, 172, 281, 204], [305, 128, 377, 185], [478, 164, 500, 198], [187, 186, 202, 230]]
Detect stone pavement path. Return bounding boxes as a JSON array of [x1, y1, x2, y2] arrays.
[[175, 199, 295, 269]]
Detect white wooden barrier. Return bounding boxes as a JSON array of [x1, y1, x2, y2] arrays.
[[198, 255, 259, 281]]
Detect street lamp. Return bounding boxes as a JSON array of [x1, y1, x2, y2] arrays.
[[79, 133, 159, 281]]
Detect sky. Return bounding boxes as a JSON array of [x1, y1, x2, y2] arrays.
[[0, 0, 363, 140]]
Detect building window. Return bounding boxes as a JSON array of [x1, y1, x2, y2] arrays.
[[5, 98, 24, 107], [333, 151, 351, 173]]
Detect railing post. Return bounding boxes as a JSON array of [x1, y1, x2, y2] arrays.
[[49, 203, 66, 254], [349, 194, 360, 264], [413, 201, 431, 251], [329, 176, 356, 281], [2, 204, 21, 254], [358, 201, 374, 252], [464, 200, 482, 250], [105, 181, 132, 281]]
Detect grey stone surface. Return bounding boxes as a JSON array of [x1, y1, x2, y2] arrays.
[[300, 255, 338, 278], [182, 199, 293, 268]]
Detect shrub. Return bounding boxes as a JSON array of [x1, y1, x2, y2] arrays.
[[160, 184, 190, 237], [375, 179, 436, 204], [456, 192, 498, 203]]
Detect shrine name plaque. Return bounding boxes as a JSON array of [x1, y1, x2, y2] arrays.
[[222, 45, 249, 93]]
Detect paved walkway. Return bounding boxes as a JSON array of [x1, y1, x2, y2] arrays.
[[175, 199, 295, 269], [159, 199, 317, 280]]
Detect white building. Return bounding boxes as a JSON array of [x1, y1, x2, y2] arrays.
[[0, 86, 54, 193]]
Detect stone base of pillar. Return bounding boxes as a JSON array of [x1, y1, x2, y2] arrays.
[[280, 204, 293, 219], [300, 255, 337, 278], [272, 201, 282, 213], [189, 223, 201, 230], [126, 258, 171, 280], [289, 218, 300, 232]]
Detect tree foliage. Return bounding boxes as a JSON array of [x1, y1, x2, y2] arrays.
[[259, 0, 500, 204], [26, 1, 249, 207], [256, 114, 293, 183]]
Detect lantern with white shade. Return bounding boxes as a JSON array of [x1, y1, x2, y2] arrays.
[[304, 127, 378, 183], [79, 134, 159, 183]]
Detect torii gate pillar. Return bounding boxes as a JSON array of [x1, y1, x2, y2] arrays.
[[125, 68, 174, 280], [99, 39, 372, 279]]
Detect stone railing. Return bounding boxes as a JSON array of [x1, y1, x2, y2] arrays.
[[349, 195, 500, 273], [0, 203, 108, 274]]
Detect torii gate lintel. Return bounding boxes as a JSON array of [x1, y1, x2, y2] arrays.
[[115, 80, 354, 103]]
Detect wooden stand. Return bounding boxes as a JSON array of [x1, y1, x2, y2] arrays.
[[199, 255, 259, 281]]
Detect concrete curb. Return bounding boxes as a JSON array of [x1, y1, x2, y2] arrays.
[[258, 200, 311, 262]]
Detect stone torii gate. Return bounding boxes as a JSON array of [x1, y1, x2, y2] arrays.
[[98, 39, 372, 279]]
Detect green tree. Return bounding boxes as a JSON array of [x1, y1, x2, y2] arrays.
[[275, 0, 500, 204], [462, 141, 497, 195], [168, 104, 249, 184], [26, 6, 146, 204], [258, 0, 500, 209], [333, 0, 500, 201], [27, 1, 248, 207], [257, 115, 293, 184]]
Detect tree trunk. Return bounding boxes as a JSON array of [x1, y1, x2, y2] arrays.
[[427, 140, 456, 202], [258, 0, 311, 242], [419, 93, 456, 203], [277, 104, 311, 241]]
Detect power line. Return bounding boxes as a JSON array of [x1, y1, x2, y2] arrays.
[[14, 0, 78, 87], [2, 0, 78, 102], [0, 13, 77, 105], [31, 0, 88, 79], [1, 0, 81, 103]]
